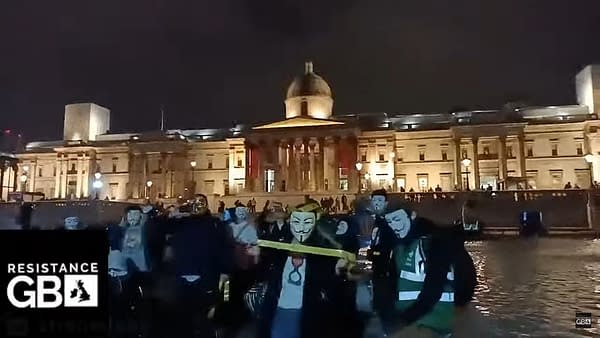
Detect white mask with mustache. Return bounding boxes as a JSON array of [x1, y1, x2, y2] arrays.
[[289, 211, 316, 243]]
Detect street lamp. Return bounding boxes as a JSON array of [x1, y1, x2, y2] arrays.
[[461, 158, 472, 191], [355, 162, 363, 193], [146, 180, 153, 199], [190, 160, 197, 194], [584, 154, 594, 188], [19, 174, 27, 192], [92, 172, 102, 199]]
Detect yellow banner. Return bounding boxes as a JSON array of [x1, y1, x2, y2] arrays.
[[257, 240, 356, 263]]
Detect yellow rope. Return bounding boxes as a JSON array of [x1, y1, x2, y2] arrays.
[[257, 239, 356, 263]]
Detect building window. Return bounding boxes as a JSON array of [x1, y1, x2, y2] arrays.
[[38, 167, 42, 177], [419, 150, 425, 161], [207, 157, 213, 169], [69, 163, 76, 174], [396, 176, 406, 191], [483, 146, 490, 155], [112, 163, 117, 173], [378, 151, 385, 162], [360, 149, 367, 162], [237, 156, 243, 168], [264, 169, 275, 192], [417, 174, 429, 192], [223, 180, 230, 195], [53, 166, 56, 176], [507, 145, 513, 158], [551, 144, 558, 157], [397, 152, 403, 162], [461, 148, 468, 159], [550, 170, 563, 189], [526, 145, 533, 157], [576, 144, 583, 156], [441, 150, 448, 161], [379, 179, 387, 188], [109, 183, 118, 200], [226, 156, 230, 169]]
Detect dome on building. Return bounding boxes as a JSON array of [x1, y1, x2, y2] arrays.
[[286, 62, 332, 99]]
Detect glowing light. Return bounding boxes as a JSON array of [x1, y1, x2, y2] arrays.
[[461, 158, 472, 167], [94, 172, 102, 180], [389, 152, 395, 159], [132, 135, 140, 140], [355, 163, 363, 171], [146, 180, 153, 187], [22, 166, 29, 172], [19, 174, 27, 182], [190, 160, 197, 168], [364, 173, 371, 180], [584, 154, 594, 163], [92, 180, 103, 189]]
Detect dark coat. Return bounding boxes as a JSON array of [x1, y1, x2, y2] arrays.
[[374, 217, 477, 331], [257, 233, 355, 338]]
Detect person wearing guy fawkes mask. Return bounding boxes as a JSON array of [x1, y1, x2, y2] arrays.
[[256, 201, 356, 338], [376, 199, 477, 338], [164, 194, 232, 338]]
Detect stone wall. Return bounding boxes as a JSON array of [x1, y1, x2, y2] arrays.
[[0, 200, 135, 230]]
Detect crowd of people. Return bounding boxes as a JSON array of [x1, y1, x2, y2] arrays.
[[93, 189, 478, 338]]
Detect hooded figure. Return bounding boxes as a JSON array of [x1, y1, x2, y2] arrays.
[[375, 199, 476, 338], [257, 201, 354, 338]]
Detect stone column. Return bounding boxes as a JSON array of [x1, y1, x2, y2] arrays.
[[142, 154, 148, 198], [498, 136, 507, 182], [161, 153, 168, 197], [257, 143, 266, 193], [82, 153, 91, 197], [453, 138, 462, 190], [517, 133, 526, 177], [54, 155, 61, 198], [29, 161, 36, 193], [244, 143, 252, 192], [62, 156, 69, 198], [472, 137, 480, 189], [11, 165, 18, 193], [295, 139, 303, 191], [309, 138, 317, 191], [0, 165, 5, 200], [76, 156, 83, 197], [278, 140, 288, 191]]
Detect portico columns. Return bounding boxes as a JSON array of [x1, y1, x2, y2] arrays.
[[54, 155, 62, 198], [517, 133, 527, 177], [453, 138, 462, 190], [498, 136, 507, 182], [309, 138, 317, 191], [294, 139, 303, 191], [472, 137, 480, 189]]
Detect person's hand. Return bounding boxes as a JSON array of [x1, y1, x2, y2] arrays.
[[207, 307, 216, 319], [335, 258, 349, 276], [247, 244, 260, 257]]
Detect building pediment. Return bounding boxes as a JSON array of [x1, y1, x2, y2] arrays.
[[253, 116, 344, 130]]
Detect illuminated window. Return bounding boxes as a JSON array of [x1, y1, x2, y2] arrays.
[[264, 169, 275, 192], [378, 151, 385, 162], [483, 146, 490, 155], [360, 149, 367, 162]]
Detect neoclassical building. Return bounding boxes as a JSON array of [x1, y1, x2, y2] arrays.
[[5, 62, 600, 201]]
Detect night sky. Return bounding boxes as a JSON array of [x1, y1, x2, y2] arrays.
[[1, 0, 600, 141]]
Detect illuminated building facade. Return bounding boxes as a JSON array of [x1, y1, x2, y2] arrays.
[[13, 63, 600, 201]]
